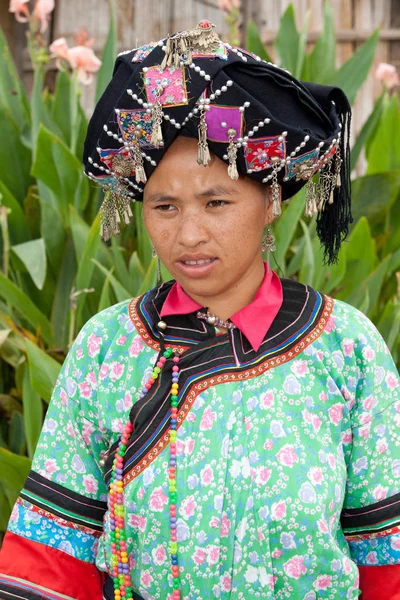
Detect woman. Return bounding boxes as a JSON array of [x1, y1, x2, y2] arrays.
[[1, 20, 399, 600]]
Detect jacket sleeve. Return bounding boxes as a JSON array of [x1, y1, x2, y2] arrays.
[[338, 308, 400, 599], [0, 313, 114, 600]]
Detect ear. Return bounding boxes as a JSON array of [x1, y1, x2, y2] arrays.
[[263, 185, 275, 227]]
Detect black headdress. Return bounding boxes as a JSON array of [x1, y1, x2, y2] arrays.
[[83, 20, 352, 264]]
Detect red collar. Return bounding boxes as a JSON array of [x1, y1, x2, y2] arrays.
[[160, 262, 283, 351]]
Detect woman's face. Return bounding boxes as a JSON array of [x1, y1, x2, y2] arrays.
[[143, 137, 273, 299]]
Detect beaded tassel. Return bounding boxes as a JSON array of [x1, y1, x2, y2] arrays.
[[197, 107, 211, 166], [270, 163, 282, 218], [108, 345, 182, 600], [227, 128, 239, 180]]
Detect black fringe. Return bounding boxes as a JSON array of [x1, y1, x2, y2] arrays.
[[316, 107, 353, 265]]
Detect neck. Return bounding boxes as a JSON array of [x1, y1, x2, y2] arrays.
[[186, 258, 265, 321]]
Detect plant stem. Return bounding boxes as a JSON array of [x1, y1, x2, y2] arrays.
[[70, 71, 81, 155], [0, 206, 11, 277]]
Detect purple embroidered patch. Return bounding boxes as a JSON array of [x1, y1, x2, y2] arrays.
[[117, 109, 153, 147], [245, 136, 286, 172], [144, 65, 188, 107], [205, 105, 243, 142]]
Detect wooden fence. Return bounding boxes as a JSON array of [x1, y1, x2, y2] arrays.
[[1, 0, 399, 163]]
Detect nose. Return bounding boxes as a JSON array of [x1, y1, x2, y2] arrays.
[[176, 209, 209, 248]]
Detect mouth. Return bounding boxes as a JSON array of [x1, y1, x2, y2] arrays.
[[175, 257, 219, 278]]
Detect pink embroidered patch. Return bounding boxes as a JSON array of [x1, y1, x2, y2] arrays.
[[144, 65, 188, 107]]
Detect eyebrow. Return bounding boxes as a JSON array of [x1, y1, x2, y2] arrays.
[[145, 186, 237, 204]]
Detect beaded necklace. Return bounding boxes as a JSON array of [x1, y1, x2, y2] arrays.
[[108, 332, 182, 599]]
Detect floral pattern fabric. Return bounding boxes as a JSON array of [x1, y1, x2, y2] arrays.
[[4, 295, 400, 599]]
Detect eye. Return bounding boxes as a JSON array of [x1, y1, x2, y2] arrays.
[[154, 204, 176, 212], [207, 200, 229, 208]]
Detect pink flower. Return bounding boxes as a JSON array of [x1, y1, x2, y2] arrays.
[[128, 514, 147, 532], [210, 516, 219, 528], [220, 513, 231, 537], [199, 406, 216, 430], [327, 454, 336, 469], [185, 438, 195, 456], [342, 429, 352, 445], [129, 337, 144, 357], [291, 360, 309, 377], [193, 547, 206, 565], [328, 403, 344, 425], [33, 0, 55, 33], [220, 573, 232, 592], [313, 574, 332, 590], [390, 537, 400, 551], [308, 466, 323, 485], [362, 346, 375, 361], [116, 335, 127, 346], [152, 543, 166, 565], [207, 545, 220, 566], [82, 420, 94, 444], [317, 518, 329, 533], [271, 500, 286, 521], [386, 372, 399, 390], [375, 62, 400, 90], [263, 439, 274, 450], [9, 0, 29, 23], [180, 494, 196, 519], [311, 414, 322, 432], [67, 45, 102, 85], [149, 486, 168, 512], [83, 474, 98, 494], [140, 569, 153, 588], [79, 381, 92, 399], [45, 458, 58, 474], [73, 26, 94, 48], [219, 0, 240, 11], [325, 315, 336, 333], [376, 438, 388, 454], [110, 361, 124, 381], [373, 485, 388, 501], [76, 347, 84, 360], [260, 391, 274, 409], [283, 555, 307, 579], [49, 37, 69, 69], [255, 466, 272, 486], [341, 338, 355, 357], [99, 363, 109, 380], [67, 421, 75, 438], [200, 465, 214, 486], [319, 392, 328, 402], [87, 333, 101, 357], [60, 389, 68, 405], [272, 548, 282, 558], [277, 444, 299, 468], [365, 551, 378, 564]]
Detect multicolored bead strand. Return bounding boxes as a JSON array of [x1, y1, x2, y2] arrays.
[[108, 345, 178, 600], [169, 353, 181, 599]]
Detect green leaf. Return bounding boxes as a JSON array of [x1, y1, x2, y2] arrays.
[[51, 70, 72, 147], [128, 251, 145, 295], [332, 29, 379, 105], [351, 92, 386, 171], [296, 10, 311, 79], [92, 258, 132, 302], [347, 254, 391, 318], [37, 181, 66, 275], [25, 339, 61, 403], [134, 203, 153, 270], [298, 219, 315, 286], [0, 181, 30, 244], [245, 21, 272, 62], [367, 93, 400, 174], [31, 68, 63, 150], [377, 299, 400, 353], [138, 258, 158, 296], [98, 266, 115, 312], [351, 171, 400, 229], [11, 238, 47, 290], [95, 0, 117, 103], [0, 272, 54, 345], [50, 235, 76, 348], [22, 361, 43, 459], [0, 26, 30, 133], [275, 4, 301, 75], [8, 411, 25, 455], [0, 448, 31, 492], [303, 1, 335, 83], [74, 210, 101, 319], [111, 237, 134, 294], [274, 189, 306, 273], [0, 106, 32, 203], [31, 125, 89, 217]]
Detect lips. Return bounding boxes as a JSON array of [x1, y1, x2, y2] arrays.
[[175, 256, 219, 278]]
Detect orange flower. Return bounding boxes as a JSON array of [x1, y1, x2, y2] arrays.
[[73, 27, 94, 49], [9, 0, 30, 23], [49, 37, 69, 69], [66, 45, 102, 85], [375, 62, 400, 91], [32, 0, 55, 33]]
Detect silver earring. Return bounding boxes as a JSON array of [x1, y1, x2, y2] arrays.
[[151, 246, 162, 285], [262, 224, 276, 271]]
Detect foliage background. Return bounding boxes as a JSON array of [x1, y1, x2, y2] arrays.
[[0, 1, 399, 538]]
